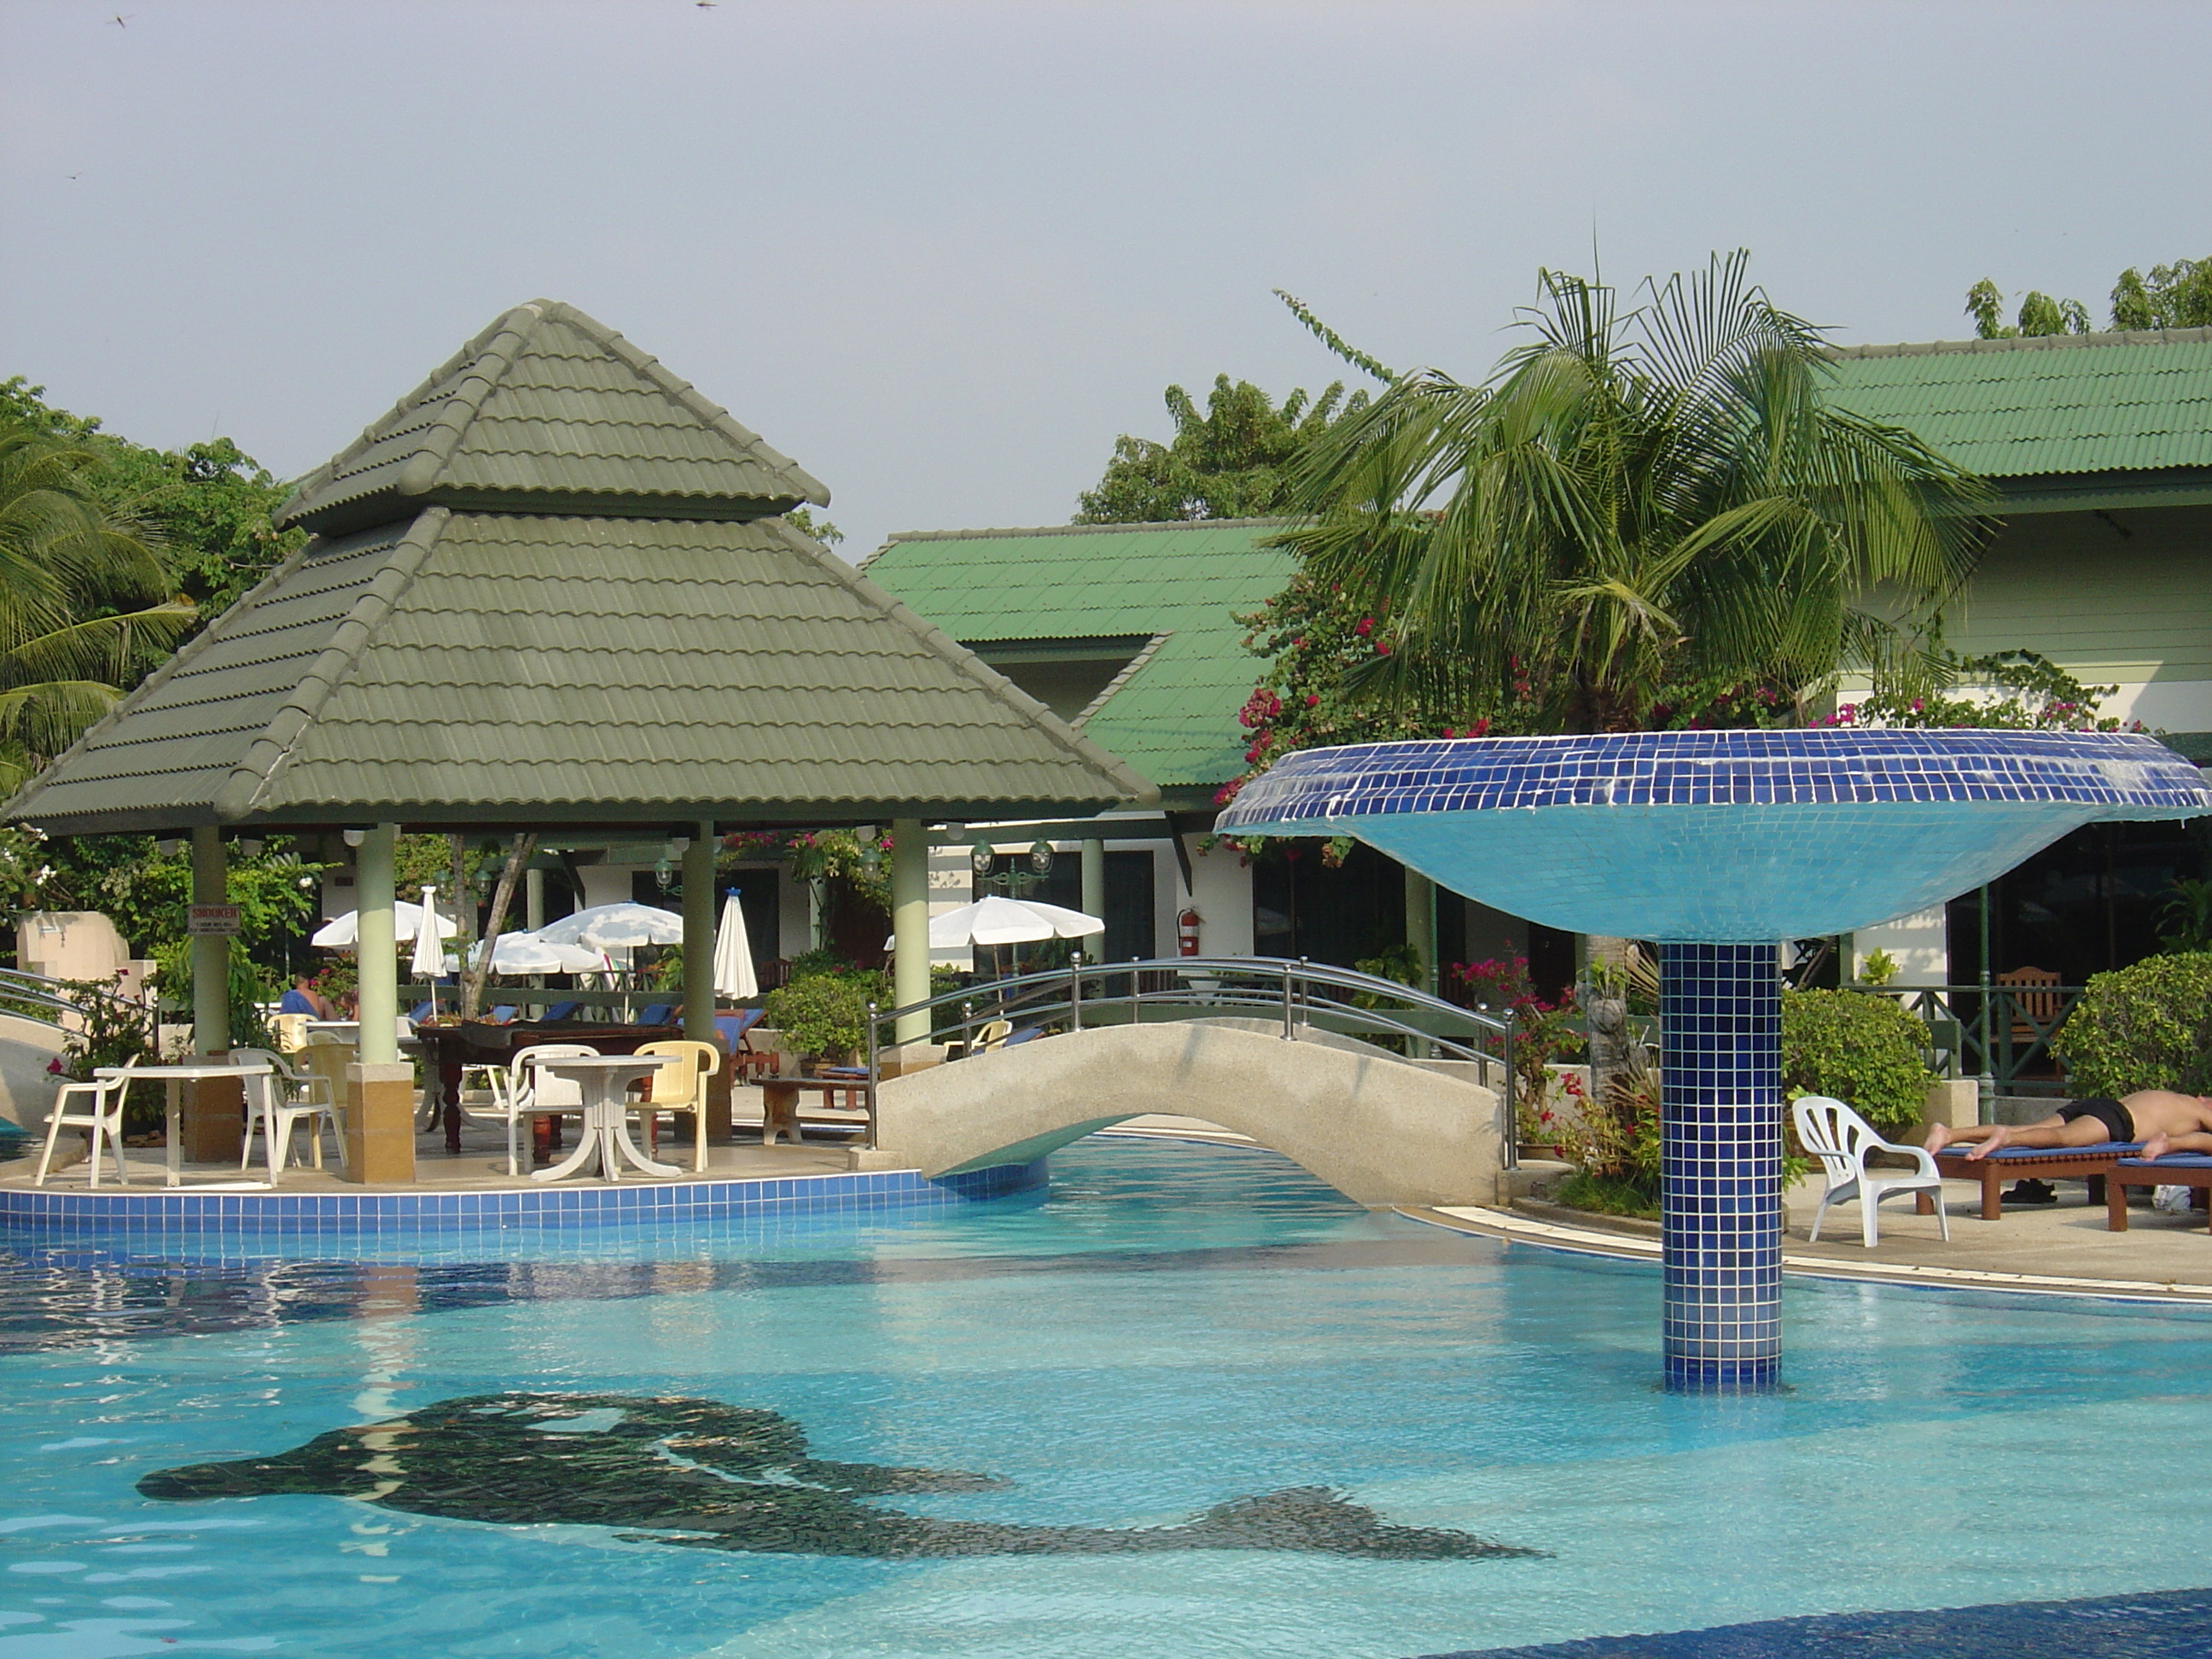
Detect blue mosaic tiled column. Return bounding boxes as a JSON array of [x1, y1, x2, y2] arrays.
[[1658, 941, 1782, 1391]]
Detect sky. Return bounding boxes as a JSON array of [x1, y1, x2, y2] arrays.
[[3, 0, 2207, 559]]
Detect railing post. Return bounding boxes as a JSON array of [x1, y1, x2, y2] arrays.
[[1282, 959, 1295, 1039], [1070, 950, 1083, 1032], [864, 1000, 880, 1150], [1502, 1008, 1519, 1171]]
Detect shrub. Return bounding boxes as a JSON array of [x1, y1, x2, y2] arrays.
[[2050, 952, 2212, 1097], [1780, 988, 1930, 1132], [763, 974, 872, 1063]]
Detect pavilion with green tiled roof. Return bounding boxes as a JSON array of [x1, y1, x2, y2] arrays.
[[4, 300, 1148, 1175]]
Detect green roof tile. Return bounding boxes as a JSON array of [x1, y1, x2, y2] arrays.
[[1825, 328, 2212, 480], [276, 300, 829, 535], [863, 521, 1296, 791]]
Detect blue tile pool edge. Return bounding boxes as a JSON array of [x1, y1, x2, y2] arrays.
[[0, 1159, 1048, 1239]]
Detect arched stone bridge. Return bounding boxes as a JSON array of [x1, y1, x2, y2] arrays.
[[870, 1019, 1502, 1208]]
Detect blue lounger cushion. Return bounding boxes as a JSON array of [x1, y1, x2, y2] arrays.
[[1972, 1142, 2138, 1158], [2120, 1153, 2212, 1168]]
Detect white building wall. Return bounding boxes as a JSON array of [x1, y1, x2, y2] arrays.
[[1850, 905, 1950, 986], [1187, 838, 1254, 957]]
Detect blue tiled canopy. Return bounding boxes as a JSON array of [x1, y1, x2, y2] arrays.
[[1215, 730, 2212, 940]]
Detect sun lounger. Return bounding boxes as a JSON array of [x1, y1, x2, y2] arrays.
[[2105, 1154, 2212, 1232], [1932, 1142, 2137, 1220]]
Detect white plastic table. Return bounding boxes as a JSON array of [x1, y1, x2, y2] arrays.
[[528, 1054, 678, 1183], [96, 1060, 274, 1189]]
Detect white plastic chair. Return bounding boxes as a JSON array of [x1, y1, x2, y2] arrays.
[[454, 1057, 523, 1177], [34, 1060, 139, 1187], [507, 1044, 599, 1173], [233, 1047, 346, 1179], [1793, 1093, 1950, 1247]]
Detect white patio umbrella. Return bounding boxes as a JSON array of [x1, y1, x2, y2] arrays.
[[712, 894, 759, 1000], [412, 886, 448, 1016], [888, 895, 1105, 952], [311, 899, 458, 949], [466, 933, 608, 975], [534, 902, 687, 951]]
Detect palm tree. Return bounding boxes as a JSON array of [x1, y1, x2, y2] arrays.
[[1282, 253, 1994, 732], [0, 422, 195, 792]]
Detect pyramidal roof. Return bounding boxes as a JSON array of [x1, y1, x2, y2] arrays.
[[276, 300, 830, 535], [7, 304, 1150, 834]]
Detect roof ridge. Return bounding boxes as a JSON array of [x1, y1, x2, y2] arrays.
[[216, 509, 452, 820], [872, 515, 1296, 553], [396, 308, 541, 495], [769, 517, 1156, 801], [1826, 326, 2212, 361]]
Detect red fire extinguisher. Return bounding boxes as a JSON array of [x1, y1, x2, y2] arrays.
[[1177, 907, 1202, 957]]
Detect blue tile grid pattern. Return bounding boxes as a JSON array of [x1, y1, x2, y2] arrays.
[[1215, 730, 2212, 940], [1659, 942, 1781, 1392], [0, 1161, 1047, 1241]]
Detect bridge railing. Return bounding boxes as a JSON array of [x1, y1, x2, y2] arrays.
[[0, 968, 154, 1037], [862, 956, 1519, 1161]]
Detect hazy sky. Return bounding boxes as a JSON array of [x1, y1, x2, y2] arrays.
[[5, 0, 2206, 558]]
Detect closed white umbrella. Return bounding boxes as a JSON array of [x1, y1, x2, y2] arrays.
[[467, 933, 607, 975], [412, 886, 447, 1016], [534, 902, 686, 951], [311, 900, 457, 949], [887, 895, 1105, 952], [712, 894, 759, 1001]]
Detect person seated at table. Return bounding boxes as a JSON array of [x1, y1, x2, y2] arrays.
[[1924, 1090, 2212, 1161], [277, 975, 334, 1020]]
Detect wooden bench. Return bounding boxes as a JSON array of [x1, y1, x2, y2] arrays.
[[1931, 1144, 2127, 1220], [758, 1076, 873, 1146]]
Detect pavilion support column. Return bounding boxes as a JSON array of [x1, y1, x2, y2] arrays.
[[346, 823, 414, 1185], [1080, 839, 1106, 936], [683, 823, 731, 1144], [1404, 868, 1438, 996], [891, 818, 931, 1045], [181, 826, 242, 1163]]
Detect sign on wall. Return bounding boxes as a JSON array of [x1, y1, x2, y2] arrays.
[[186, 905, 242, 937]]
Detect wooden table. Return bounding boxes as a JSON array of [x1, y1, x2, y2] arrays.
[[528, 1054, 678, 1182], [414, 1022, 679, 1152], [759, 1076, 873, 1146], [97, 1060, 273, 1189], [2105, 1158, 2212, 1231], [1932, 1146, 2127, 1220]]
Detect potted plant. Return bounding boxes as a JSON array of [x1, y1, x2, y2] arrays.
[[762, 974, 870, 1073]]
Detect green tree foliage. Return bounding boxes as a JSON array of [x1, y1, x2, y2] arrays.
[[2050, 952, 2212, 1097], [1823, 648, 2140, 731], [1965, 257, 2211, 338], [1076, 375, 1368, 524], [2111, 259, 2212, 330], [1282, 252, 1992, 736], [1780, 988, 1932, 1132], [783, 505, 844, 549], [0, 419, 199, 791], [0, 378, 303, 622]]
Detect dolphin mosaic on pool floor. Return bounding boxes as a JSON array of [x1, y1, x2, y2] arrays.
[[1417, 1585, 2212, 1658], [140, 1392, 1540, 1562]]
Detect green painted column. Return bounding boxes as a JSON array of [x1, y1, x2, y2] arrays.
[[1080, 838, 1106, 938], [356, 824, 400, 1065], [1405, 867, 1438, 996], [189, 826, 230, 1056], [683, 823, 715, 1042], [891, 818, 930, 1045]]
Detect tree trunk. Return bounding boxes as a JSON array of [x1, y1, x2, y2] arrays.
[[459, 833, 537, 1022]]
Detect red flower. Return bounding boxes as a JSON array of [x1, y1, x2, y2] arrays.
[[1354, 618, 1373, 637], [1306, 693, 1320, 707]]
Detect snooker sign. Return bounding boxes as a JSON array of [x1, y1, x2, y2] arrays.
[[187, 905, 242, 937]]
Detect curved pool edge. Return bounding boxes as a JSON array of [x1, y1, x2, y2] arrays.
[[1400, 1203, 2212, 1307], [0, 1159, 1047, 1240]]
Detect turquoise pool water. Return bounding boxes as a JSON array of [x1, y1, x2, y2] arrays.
[[2, 1137, 2210, 1657]]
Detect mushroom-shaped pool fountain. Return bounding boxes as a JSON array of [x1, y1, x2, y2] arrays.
[[1216, 729, 2212, 1390]]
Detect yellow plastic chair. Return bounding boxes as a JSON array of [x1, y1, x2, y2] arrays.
[[636, 1039, 721, 1174]]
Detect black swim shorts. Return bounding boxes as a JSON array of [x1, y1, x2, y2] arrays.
[[2059, 1096, 2134, 1143]]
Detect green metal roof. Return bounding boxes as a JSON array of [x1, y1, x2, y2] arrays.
[[276, 300, 829, 536], [862, 521, 1297, 792], [1825, 328, 2212, 484]]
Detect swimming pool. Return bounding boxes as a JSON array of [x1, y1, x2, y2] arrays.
[[2, 1136, 2209, 1658]]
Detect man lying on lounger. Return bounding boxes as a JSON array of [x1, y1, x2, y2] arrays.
[[1924, 1091, 2212, 1161]]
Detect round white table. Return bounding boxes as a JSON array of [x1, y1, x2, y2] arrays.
[[96, 1060, 274, 1189], [528, 1054, 678, 1183]]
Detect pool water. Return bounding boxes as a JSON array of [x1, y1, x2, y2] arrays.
[[1, 1137, 2209, 1658]]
